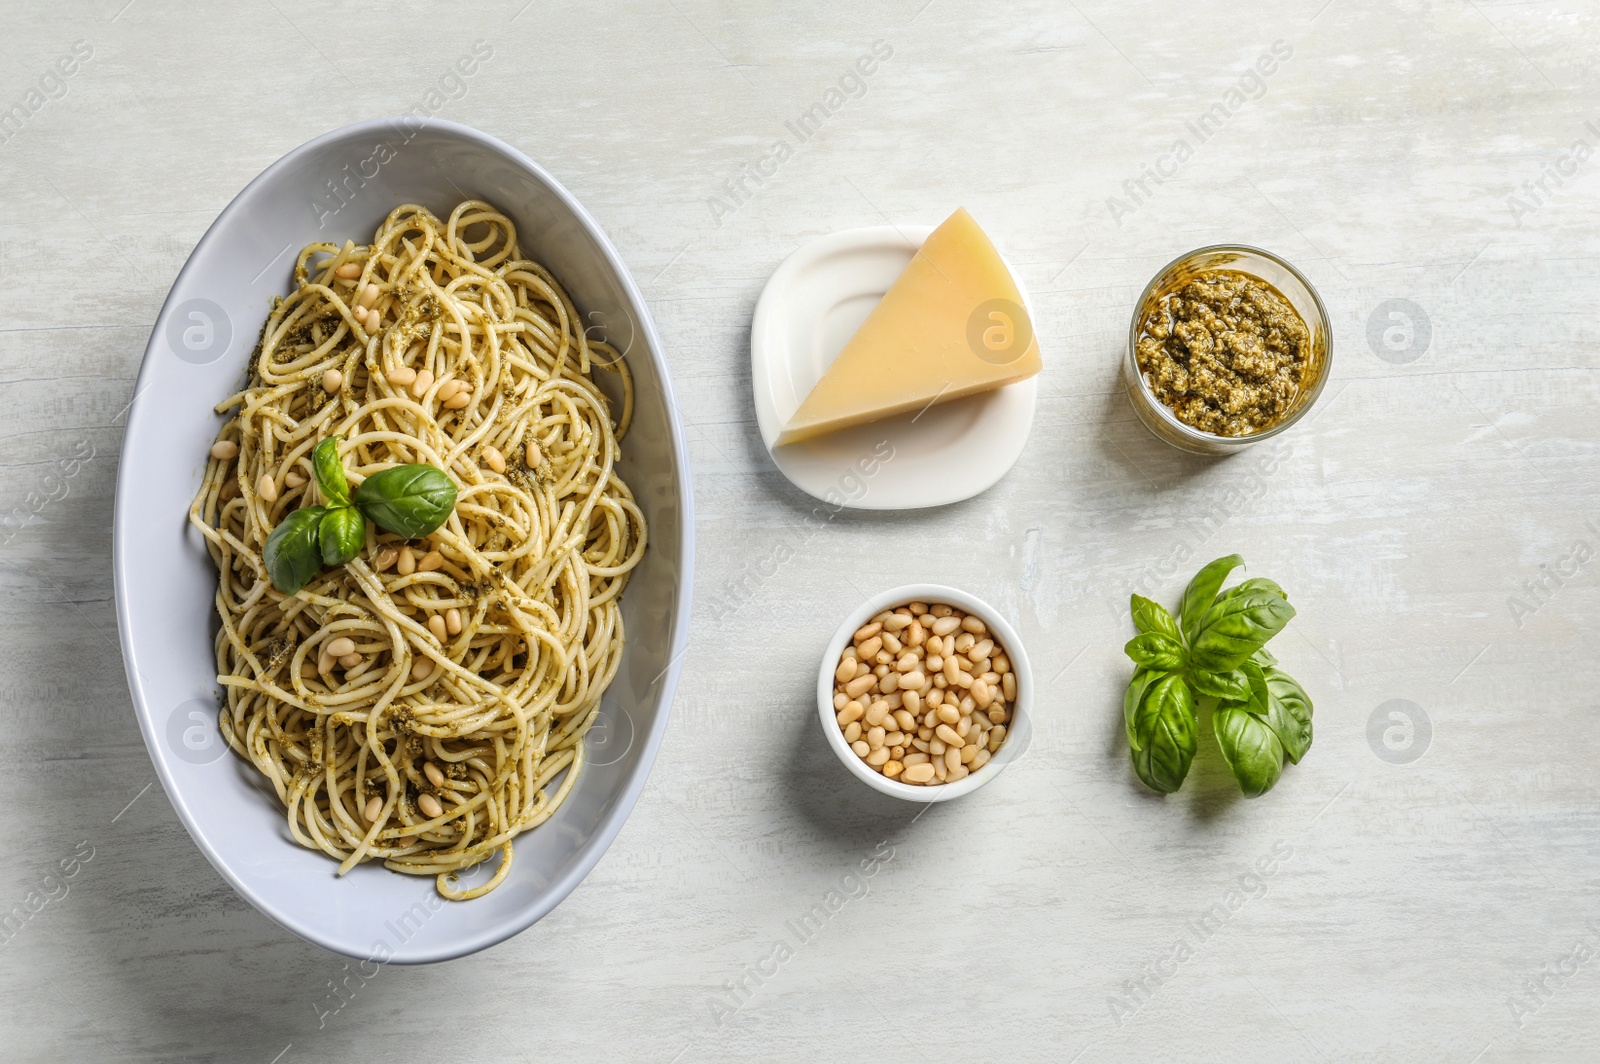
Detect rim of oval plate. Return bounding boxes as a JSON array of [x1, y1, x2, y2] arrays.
[[816, 584, 1033, 802], [751, 225, 1039, 510]]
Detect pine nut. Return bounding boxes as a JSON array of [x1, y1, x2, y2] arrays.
[[428, 615, 448, 641], [395, 835, 417, 847], [945, 747, 962, 771], [322, 369, 342, 393], [955, 670, 974, 688], [373, 546, 398, 571], [893, 709, 916, 732], [844, 674, 876, 699], [854, 622, 882, 642], [417, 792, 443, 818], [970, 749, 991, 772], [445, 608, 462, 635], [903, 763, 936, 783], [210, 440, 239, 460], [960, 743, 977, 764], [327, 637, 356, 657], [878, 672, 900, 694], [411, 658, 433, 681], [837, 701, 865, 726], [338, 652, 363, 668], [943, 655, 960, 682], [931, 616, 960, 637], [929, 738, 946, 756], [834, 692, 848, 710], [854, 661, 871, 679], [957, 716, 971, 737], [257, 473, 278, 502], [866, 747, 891, 766], [851, 740, 871, 758], [857, 638, 882, 662], [364, 795, 383, 819], [525, 440, 542, 468], [884, 731, 905, 747], [883, 760, 904, 778], [988, 706, 1006, 725], [936, 705, 960, 725], [410, 370, 434, 398], [933, 759, 948, 781], [423, 761, 445, 787], [867, 726, 886, 748], [358, 282, 379, 309], [336, 262, 362, 280], [901, 689, 921, 716], [444, 390, 472, 409], [972, 679, 993, 708], [436, 380, 462, 402], [844, 721, 862, 743], [961, 616, 986, 633], [899, 670, 926, 690], [935, 724, 965, 748], [989, 725, 1007, 751], [285, 469, 307, 488], [931, 604, 954, 617], [864, 702, 889, 727], [1003, 673, 1016, 700], [954, 632, 975, 653], [835, 659, 856, 683], [386, 366, 417, 386], [971, 638, 994, 661], [907, 620, 925, 645], [876, 651, 891, 665], [482, 445, 506, 473], [397, 546, 416, 575], [883, 614, 910, 631], [896, 653, 918, 673], [903, 752, 930, 766], [417, 550, 444, 572], [946, 764, 969, 782], [995, 654, 1010, 674]]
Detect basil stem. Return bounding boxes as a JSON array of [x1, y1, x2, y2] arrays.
[[313, 435, 351, 508], [352, 464, 457, 538], [262, 506, 327, 595]]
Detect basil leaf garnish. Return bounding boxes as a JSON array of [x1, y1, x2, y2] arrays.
[[1242, 662, 1313, 764], [318, 505, 366, 566], [352, 464, 457, 538], [1129, 674, 1198, 794], [1190, 588, 1296, 673], [1178, 554, 1242, 644], [1189, 666, 1249, 700], [1123, 666, 1166, 750], [313, 435, 351, 508], [262, 506, 327, 595], [1124, 632, 1187, 671], [1213, 704, 1286, 798], [1130, 594, 1181, 641]]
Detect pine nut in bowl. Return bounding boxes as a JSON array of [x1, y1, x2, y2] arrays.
[[818, 585, 1032, 802]]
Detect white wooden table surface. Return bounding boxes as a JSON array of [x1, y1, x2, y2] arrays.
[[3, 1, 1598, 1060]]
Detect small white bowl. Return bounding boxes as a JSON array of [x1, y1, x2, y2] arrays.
[[818, 584, 1032, 802]]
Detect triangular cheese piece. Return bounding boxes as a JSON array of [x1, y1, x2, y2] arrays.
[[777, 207, 1041, 446]]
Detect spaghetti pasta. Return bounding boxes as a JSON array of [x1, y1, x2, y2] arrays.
[[188, 200, 647, 900]]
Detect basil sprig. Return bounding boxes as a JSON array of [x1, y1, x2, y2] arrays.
[[1121, 555, 1313, 797], [261, 434, 458, 594]]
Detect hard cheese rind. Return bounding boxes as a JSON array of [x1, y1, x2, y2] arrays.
[[776, 208, 1041, 446]]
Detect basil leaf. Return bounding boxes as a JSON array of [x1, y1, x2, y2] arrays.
[[1249, 664, 1313, 764], [1251, 645, 1278, 668], [1178, 554, 1243, 643], [1191, 588, 1296, 673], [313, 435, 351, 508], [1189, 667, 1248, 700], [262, 506, 327, 595], [318, 505, 366, 566], [353, 464, 458, 538], [1213, 704, 1286, 797], [1130, 594, 1181, 641], [1124, 667, 1166, 750], [1125, 632, 1186, 671], [1129, 674, 1198, 793]]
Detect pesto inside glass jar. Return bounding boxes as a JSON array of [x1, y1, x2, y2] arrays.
[[1134, 268, 1312, 438]]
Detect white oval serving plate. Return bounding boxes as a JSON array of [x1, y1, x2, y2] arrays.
[[750, 225, 1038, 510], [113, 118, 694, 963]]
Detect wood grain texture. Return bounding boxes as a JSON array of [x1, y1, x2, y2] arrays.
[[1, 0, 1598, 1060]]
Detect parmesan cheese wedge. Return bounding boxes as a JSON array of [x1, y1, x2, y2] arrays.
[[776, 208, 1041, 446]]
